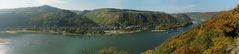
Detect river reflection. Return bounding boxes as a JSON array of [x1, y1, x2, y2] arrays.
[[0, 39, 10, 54]]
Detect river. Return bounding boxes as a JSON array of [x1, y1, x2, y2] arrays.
[[0, 20, 202, 54]]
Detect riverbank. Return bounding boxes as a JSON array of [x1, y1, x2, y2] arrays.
[[0, 26, 189, 36], [0, 23, 194, 36], [104, 30, 142, 35], [0, 22, 198, 54], [0, 29, 143, 36]]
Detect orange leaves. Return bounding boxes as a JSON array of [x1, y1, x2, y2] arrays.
[[142, 6, 239, 54], [167, 37, 185, 49], [203, 49, 213, 54], [211, 37, 232, 49], [142, 50, 153, 54], [223, 22, 237, 33], [233, 5, 239, 13], [98, 47, 129, 54], [172, 46, 196, 54], [201, 8, 239, 32]]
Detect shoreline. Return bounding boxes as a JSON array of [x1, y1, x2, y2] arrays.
[[1, 30, 143, 36], [104, 30, 142, 35], [0, 23, 193, 36]]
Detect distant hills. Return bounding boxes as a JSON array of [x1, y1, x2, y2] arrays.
[[0, 5, 192, 34], [181, 12, 219, 21], [0, 5, 102, 34], [0, 5, 77, 27], [84, 8, 192, 30], [143, 5, 239, 54]]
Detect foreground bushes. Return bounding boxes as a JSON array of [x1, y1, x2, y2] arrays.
[[98, 47, 130, 54], [142, 6, 239, 54]]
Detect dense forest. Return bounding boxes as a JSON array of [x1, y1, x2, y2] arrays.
[[0, 5, 192, 34], [141, 5, 239, 54]]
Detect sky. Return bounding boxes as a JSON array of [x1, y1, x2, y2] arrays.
[[0, 0, 238, 13]]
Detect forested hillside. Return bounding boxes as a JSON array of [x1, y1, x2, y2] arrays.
[[84, 8, 192, 30], [0, 5, 192, 34], [143, 5, 239, 54], [0, 5, 103, 34]]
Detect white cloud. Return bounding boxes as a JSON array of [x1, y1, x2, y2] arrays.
[[34, 0, 67, 5]]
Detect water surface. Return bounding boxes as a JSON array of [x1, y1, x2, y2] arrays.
[[0, 20, 202, 54]]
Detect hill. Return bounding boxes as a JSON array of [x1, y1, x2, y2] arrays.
[[0, 5, 103, 34], [0, 5, 192, 34], [84, 8, 192, 30], [142, 5, 239, 54], [183, 12, 219, 21]]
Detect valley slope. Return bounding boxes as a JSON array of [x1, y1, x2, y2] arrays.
[[183, 12, 219, 21], [0, 5, 192, 34], [143, 5, 239, 54]]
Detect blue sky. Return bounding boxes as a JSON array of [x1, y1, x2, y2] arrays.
[[0, 0, 238, 13]]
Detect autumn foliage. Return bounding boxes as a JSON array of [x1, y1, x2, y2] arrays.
[[142, 5, 239, 54]]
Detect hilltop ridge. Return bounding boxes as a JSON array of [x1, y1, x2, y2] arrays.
[[0, 5, 192, 34]]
